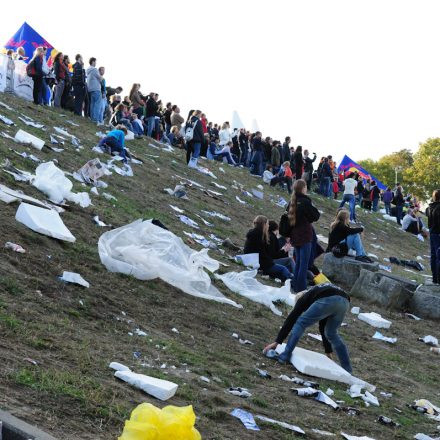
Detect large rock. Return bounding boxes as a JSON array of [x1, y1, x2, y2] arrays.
[[409, 284, 440, 320], [350, 269, 414, 310], [322, 253, 379, 287]]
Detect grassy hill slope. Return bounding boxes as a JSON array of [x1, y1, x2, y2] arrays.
[[0, 93, 439, 440]]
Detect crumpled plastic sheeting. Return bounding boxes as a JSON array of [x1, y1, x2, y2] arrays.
[[98, 219, 241, 308], [32, 161, 91, 208], [215, 270, 295, 315]]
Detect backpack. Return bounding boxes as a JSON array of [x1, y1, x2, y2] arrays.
[[184, 119, 197, 142], [26, 60, 36, 77]]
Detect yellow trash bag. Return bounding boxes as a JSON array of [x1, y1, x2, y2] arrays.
[[313, 272, 330, 285], [119, 403, 202, 440]]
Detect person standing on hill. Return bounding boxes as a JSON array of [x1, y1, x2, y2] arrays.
[[370, 181, 381, 212], [320, 157, 333, 198], [292, 146, 304, 181], [427, 189, 440, 284], [394, 184, 405, 225], [250, 131, 264, 176], [28, 47, 44, 105], [72, 54, 86, 116], [382, 187, 394, 215], [302, 150, 316, 189], [145, 92, 159, 137], [339, 172, 357, 222], [271, 140, 281, 173], [282, 136, 291, 163], [86, 57, 102, 123], [53, 52, 67, 108], [187, 110, 204, 168], [170, 105, 185, 131], [281, 179, 320, 292]]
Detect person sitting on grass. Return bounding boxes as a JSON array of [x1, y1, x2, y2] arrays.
[[402, 209, 428, 238], [270, 161, 293, 193], [263, 283, 352, 373], [207, 139, 237, 165], [244, 215, 294, 282], [268, 220, 295, 274], [97, 124, 130, 163], [263, 164, 276, 184], [327, 209, 373, 263]]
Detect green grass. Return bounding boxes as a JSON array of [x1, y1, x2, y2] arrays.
[[0, 276, 24, 295]]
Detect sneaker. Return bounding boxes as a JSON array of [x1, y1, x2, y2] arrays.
[[355, 255, 373, 263]]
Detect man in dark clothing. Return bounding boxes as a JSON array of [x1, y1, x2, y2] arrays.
[[250, 132, 264, 176], [319, 158, 333, 198], [163, 102, 172, 134], [239, 129, 248, 165], [263, 283, 352, 373], [282, 136, 291, 163], [72, 54, 86, 116], [427, 189, 440, 283], [106, 86, 123, 100], [145, 93, 159, 137], [303, 150, 317, 189]]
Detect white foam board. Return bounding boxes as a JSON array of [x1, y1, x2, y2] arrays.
[[15, 202, 75, 242], [275, 345, 375, 391], [114, 370, 178, 401], [14, 129, 45, 150], [358, 312, 391, 329]]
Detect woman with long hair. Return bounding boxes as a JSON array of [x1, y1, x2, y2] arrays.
[[327, 210, 372, 262], [244, 216, 294, 282], [53, 52, 67, 108], [129, 83, 145, 117], [292, 145, 304, 180], [29, 47, 44, 105], [187, 110, 204, 168], [282, 179, 320, 292]]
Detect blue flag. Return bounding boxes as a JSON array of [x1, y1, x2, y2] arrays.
[[338, 154, 386, 189], [4, 22, 54, 64]]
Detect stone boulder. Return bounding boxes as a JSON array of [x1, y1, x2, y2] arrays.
[[409, 284, 440, 320], [322, 253, 379, 288], [350, 269, 414, 310]]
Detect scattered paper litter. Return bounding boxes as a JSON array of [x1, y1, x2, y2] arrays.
[[134, 329, 147, 336], [406, 313, 421, 321], [93, 216, 109, 227], [211, 182, 227, 190], [317, 234, 329, 244], [292, 387, 339, 409], [230, 408, 259, 431], [178, 215, 199, 229], [418, 336, 439, 347], [102, 192, 117, 201], [414, 434, 440, 440], [18, 116, 44, 129], [312, 429, 336, 436], [255, 415, 305, 434], [201, 210, 231, 221], [341, 433, 376, 440], [0, 114, 14, 125], [4, 242, 26, 253], [307, 333, 323, 342], [372, 331, 397, 344], [169, 204, 184, 213], [60, 271, 90, 288], [236, 195, 246, 204], [351, 307, 360, 315]]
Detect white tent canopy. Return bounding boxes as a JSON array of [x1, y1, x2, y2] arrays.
[[231, 111, 245, 130], [251, 118, 260, 133]]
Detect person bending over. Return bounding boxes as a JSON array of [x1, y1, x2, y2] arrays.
[[98, 125, 129, 163], [244, 215, 294, 282], [327, 210, 373, 263], [263, 283, 352, 373]]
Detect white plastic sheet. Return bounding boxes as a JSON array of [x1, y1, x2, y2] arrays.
[[60, 271, 90, 288], [98, 219, 241, 307], [235, 253, 260, 269], [15, 202, 76, 242], [215, 270, 295, 316], [32, 162, 91, 208]]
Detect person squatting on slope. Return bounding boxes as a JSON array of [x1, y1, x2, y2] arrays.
[[97, 125, 129, 163], [427, 189, 440, 284], [327, 210, 373, 263], [263, 283, 352, 373], [244, 216, 294, 282], [281, 179, 320, 292]]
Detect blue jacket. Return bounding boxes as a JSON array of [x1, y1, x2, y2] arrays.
[[107, 129, 125, 148], [33, 55, 43, 76]]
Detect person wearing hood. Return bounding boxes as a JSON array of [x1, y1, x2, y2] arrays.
[[427, 189, 440, 284], [244, 215, 294, 282]]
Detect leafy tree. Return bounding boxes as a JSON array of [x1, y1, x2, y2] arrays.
[[404, 138, 440, 201]]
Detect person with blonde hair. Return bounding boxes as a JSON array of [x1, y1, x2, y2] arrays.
[[427, 189, 440, 284], [281, 179, 320, 292], [15, 46, 28, 61], [28, 47, 44, 105], [129, 83, 145, 117], [263, 283, 352, 372], [327, 209, 372, 262], [219, 122, 232, 147], [244, 215, 294, 282]]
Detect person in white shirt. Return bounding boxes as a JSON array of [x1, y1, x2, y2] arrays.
[[402, 209, 427, 239], [338, 172, 357, 222], [219, 121, 232, 147], [263, 164, 276, 184]]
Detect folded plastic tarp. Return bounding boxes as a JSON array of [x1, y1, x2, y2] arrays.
[[215, 270, 296, 316], [32, 161, 91, 208], [275, 345, 375, 391], [98, 219, 241, 308], [15, 202, 76, 242]]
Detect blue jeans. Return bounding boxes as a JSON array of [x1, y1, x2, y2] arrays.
[[265, 263, 294, 282], [89, 91, 101, 122], [356, 193, 362, 206], [216, 151, 235, 165], [396, 205, 403, 225], [250, 150, 263, 175], [339, 194, 356, 221], [372, 197, 379, 212], [343, 234, 366, 257], [98, 136, 127, 162], [327, 179, 333, 198], [146, 116, 156, 137], [273, 257, 295, 275], [384, 202, 391, 215], [320, 177, 330, 197], [278, 296, 352, 373], [192, 142, 201, 159], [430, 232, 440, 283], [293, 242, 312, 292]]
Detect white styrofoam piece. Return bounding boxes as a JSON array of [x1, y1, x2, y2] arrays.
[[341, 433, 376, 440], [275, 345, 375, 391], [0, 191, 18, 203], [114, 370, 178, 401], [351, 307, 360, 315], [0, 184, 47, 208], [60, 271, 90, 288], [15, 203, 76, 242], [358, 312, 391, 329], [109, 362, 130, 372], [14, 129, 45, 150]]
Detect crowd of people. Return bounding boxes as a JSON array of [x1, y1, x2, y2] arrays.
[[4, 44, 440, 377]]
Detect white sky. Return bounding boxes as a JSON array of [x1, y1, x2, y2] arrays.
[[3, 0, 440, 163]]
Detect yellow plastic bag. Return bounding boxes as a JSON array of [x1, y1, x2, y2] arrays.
[[119, 403, 202, 440], [313, 273, 330, 285]]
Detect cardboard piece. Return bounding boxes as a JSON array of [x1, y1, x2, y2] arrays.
[[275, 345, 375, 391], [14, 129, 45, 150], [15, 203, 76, 242]]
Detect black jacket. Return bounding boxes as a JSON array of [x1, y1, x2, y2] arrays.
[[244, 228, 273, 272], [321, 162, 333, 178], [394, 189, 404, 206], [145, 97, 158, 117], [304, 154, 317, 173], [276, 284, 350, 353], [371, 185, 380, 199], [327, 223, 364, 251], [293, 151, 304, 176], [252, 137, 263, 152], [282, 143, 290, 162], [427, 201, 440, 234], [163, 109, 172, 125], [190, 116, 204, 143], [72, 62, 86, 86], [268, 232, 287, 259]]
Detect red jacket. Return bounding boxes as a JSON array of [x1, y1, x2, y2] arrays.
[[201, 117, 208, 134]]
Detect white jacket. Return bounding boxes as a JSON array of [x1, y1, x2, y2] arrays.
[[219, 129, 231, 146]]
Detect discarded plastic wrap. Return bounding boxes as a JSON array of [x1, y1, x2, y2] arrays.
[[358, 312, 391, 329], [230, 408, 260, 431], [341, 433, 376, 440], [255, 415, 305, 434], [60, 271, 90, 288], [16, 203, 76, 242], [418, 335, 439, 347], [292, 387, 339, 409], [32, 162, 91, 208], [215, 270, 296, 316], [235, 253, 259, 269], [14, 129, 45, 150], [275, 345, 375, 391], [98, 219, 241, 308], [372, 331, 397, 344], [118, 403, 201, 440]]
